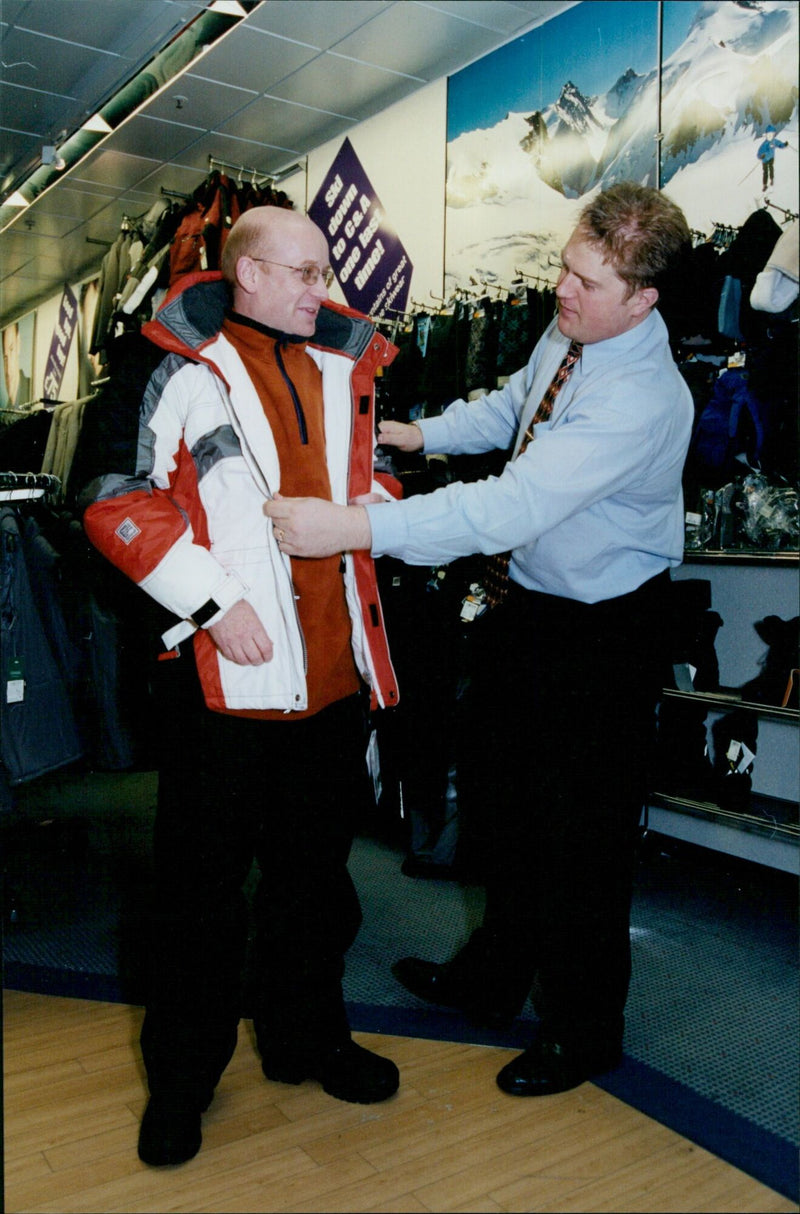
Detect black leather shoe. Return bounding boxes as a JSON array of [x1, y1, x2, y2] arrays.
[[138, 1091, 207, 1166], [496, 1034, 622, 1097], [391, 955, 521, 1027], [262, 1039, 399, 1104]]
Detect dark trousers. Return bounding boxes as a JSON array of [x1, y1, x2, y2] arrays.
[[141, 654, 370, 1099], [465, 571, 671, 1046]]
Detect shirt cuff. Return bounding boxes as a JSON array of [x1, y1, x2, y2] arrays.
[[364, 499, 409, 557]]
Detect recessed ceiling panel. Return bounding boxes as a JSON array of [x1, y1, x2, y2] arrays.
[[246, 0, 393, 49], [214, 94, 350, 152], [68, 148, 164, 192], [1, 0, 197, 52], [23, 186, 112, 222], [171, 129, 304, 178], [0, 129, 39, 183], [1, 82, 79, 137], [0, 26, 113, 98], [188, 26, 322, 94], [117, 160, 209, 204], [269, 53, 422, 121], [330, 3, 507, 79], [102, 115, 208, 165], [419, 0, 545, 33], [4, 209, 86, 240], [144, 75, 257, 130]]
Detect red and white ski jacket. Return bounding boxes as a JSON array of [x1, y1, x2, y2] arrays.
[[83, 271, 400, 713]]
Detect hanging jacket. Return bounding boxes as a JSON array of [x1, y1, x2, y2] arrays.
[[82, 270, 400, 713], [167, 172, 240, 285], [0, 507, 84, 784], [690, 367, 766, 478]]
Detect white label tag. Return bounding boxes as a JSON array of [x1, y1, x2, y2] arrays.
[[726, 739, 755, 774], [6, 678, 24, 703]]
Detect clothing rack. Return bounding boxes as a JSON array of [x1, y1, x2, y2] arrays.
[[710, 222, 740, 248], [160, 186, 192, 201], [207, 154, 272, 185], [513, 267, 559, 289], [762, 198, 799, 223], [207, 153, 306, 186], [0, 471, 60, 503]]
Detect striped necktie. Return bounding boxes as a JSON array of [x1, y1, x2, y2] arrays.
[[483, 339, 582, 609]]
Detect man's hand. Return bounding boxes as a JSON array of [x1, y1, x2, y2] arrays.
[[264, 494, 372, 557], [207, 599, 273, 665], [378, 419, 424, 452]]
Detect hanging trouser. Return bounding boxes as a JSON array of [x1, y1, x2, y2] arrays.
[[140, 651, 369, 1102]]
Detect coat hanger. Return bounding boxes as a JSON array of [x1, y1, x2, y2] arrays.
[[0, 471, 61, 502]]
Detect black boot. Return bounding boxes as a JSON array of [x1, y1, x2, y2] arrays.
[[260, 1037, 399, 1104]]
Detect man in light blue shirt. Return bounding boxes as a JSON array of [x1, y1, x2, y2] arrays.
[[266, 182, 693, 1098]]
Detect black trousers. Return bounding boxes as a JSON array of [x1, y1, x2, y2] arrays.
[[464, 571, 671, 1046], [140, 653, 371, 1099]]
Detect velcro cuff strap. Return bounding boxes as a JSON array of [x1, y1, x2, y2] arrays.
[[190, 597, 222, 627], [160, 571, 249, 651]]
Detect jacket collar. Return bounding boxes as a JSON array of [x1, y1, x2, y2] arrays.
[[142, 270, 380, 364]]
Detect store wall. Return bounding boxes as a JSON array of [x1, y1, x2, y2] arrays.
[[304, 77, 449, 315]]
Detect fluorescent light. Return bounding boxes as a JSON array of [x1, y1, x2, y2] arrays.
[[209, 1, 248, 15], [82, 114, 113, 133], [4, 191, 29, 208]]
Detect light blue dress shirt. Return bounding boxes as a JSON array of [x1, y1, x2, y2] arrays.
[[366, 310, 694, 604]]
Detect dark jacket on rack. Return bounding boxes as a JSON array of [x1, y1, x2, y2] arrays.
[[0, 505, 83, 785]]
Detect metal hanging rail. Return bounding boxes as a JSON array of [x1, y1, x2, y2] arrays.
[[0, 470, 61, 502], [208, 154, 271, 183], [207, 154, 306, 186]]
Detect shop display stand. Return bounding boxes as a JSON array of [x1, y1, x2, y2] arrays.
[[648, 550, 799, 874]]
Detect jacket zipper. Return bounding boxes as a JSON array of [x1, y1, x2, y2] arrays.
[[274, 339, 308, 444]]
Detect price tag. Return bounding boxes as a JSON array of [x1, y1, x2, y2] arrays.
[[7, 656, 25, 703]]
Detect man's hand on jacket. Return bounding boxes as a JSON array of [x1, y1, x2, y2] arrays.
[[378, 419, 424, 452], [264, 493, 372, 557], [208, 600, 274, 665]]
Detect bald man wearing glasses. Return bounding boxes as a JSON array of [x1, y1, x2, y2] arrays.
[[83, 206, 401, 1166]]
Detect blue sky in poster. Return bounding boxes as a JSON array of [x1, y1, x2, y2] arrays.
[[446, 0, 698, 142]]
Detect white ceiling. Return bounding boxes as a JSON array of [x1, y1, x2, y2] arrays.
[[0, 0, 573, 329]]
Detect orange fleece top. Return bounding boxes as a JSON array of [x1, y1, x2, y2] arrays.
[[220, 313, 361, 719]]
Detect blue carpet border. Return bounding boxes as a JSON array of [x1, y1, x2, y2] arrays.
[[5, 965, 795, 1204]]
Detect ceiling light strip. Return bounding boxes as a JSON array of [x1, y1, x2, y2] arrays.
[[0, 0, 260, 232]]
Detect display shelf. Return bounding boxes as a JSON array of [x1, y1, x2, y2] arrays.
[[654, 555, 798, 871], [660, 687, 799, 722], [683, 549, 799, 566], [649, 790, 798, 844], [644, 803, 799, 876]]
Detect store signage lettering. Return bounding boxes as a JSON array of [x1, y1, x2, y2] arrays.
[[42, 284, 78, 401], [309, 138, 412, 317]]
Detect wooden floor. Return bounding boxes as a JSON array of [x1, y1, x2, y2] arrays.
[[3, 990, 796, 1214]]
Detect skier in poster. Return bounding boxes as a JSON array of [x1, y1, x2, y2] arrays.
[[757, 124, 788, 192]]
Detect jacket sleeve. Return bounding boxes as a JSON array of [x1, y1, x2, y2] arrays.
[[82, 356, 248, 624]]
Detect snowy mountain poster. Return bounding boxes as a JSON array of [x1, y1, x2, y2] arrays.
[[444, 0, 798, 293]]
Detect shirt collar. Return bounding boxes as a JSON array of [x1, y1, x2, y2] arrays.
[[577, 309, 663, 371]]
